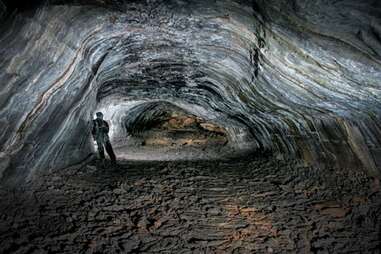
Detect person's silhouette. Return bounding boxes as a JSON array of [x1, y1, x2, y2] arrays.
[[92, 112, 117, 166]]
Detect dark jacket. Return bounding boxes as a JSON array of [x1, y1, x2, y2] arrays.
[[92, 119, 110, 141]]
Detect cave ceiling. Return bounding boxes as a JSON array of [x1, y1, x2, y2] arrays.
[[0, 0, 380, 182]]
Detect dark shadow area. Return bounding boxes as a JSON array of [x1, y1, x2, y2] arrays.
[[0, 158, 380, 253]]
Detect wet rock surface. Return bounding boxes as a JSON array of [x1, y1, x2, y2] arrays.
[[1, 159, 380, 253]]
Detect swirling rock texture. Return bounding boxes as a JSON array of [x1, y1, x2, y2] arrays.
[[0, 0, 381, 253], [0, 0, 381, 183], [0, 0, 380, 182]]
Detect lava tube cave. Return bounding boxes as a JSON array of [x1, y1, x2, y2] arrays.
[[0, 0, 380, 253]]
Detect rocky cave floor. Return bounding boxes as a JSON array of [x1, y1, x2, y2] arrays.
[[0, 157, 381, 254]]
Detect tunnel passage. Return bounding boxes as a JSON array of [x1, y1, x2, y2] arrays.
[[0, 1, 381, 253], [93, 99, 248, 161], [105, 102, 232, 160], [120, 102, 228, 148], [0, 0, 380, 184]]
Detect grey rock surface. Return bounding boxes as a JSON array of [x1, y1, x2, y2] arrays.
[[0, 0, 380, 182]]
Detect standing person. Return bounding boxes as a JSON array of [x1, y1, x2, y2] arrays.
[[92, 112, 117, 166]]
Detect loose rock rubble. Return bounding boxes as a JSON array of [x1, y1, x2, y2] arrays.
[[0, 159, 380, 253]]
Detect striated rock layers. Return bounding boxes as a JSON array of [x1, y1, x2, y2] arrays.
[[0, 0, 381, 183]]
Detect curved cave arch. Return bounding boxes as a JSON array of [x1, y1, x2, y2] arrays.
[[93, 97, 257, 161], [0, 0, 380, 184], [1, 1, 381, 253]]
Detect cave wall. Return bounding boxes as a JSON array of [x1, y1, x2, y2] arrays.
[[0, 0, 380, 183]]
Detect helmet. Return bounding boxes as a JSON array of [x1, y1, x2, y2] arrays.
[[96, 112, 103, 118]]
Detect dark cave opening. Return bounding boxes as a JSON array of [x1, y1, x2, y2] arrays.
[[122, 102, 229, 149], [93, 100, 237, 162]]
